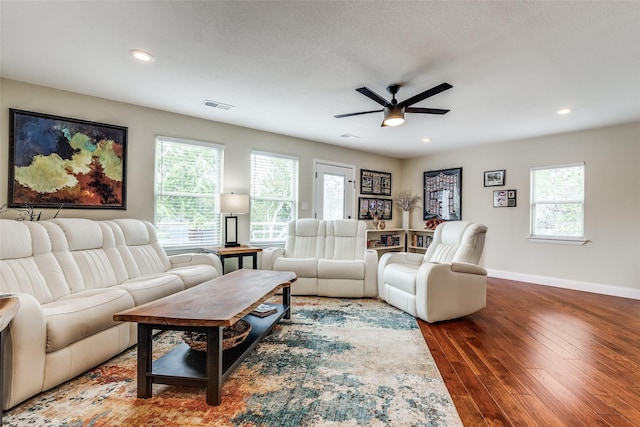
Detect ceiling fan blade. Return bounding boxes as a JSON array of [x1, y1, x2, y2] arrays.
[[405, 107, 450, 115], [334, 109, 382, 118], [398, 82, 453, 108], [356, 87, 392, 107]]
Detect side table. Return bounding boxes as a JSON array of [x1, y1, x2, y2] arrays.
[[202, 245, 263, 274], [0, 296, 20, 425]]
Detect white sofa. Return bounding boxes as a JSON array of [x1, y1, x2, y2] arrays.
[[261, 219, 378, 297], [377, 221, 488, 323], [0, 218, 223, 409]]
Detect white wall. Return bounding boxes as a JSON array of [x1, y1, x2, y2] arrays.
[[402, 122, 640, 297], [0, 78, 403, 244], [3, 78, 638, 298]]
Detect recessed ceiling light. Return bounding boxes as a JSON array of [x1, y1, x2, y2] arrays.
[[129, 49, 155, 62], [422, 138, 431, 142], [557, 108, 572, 115]]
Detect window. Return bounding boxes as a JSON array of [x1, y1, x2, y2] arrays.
[[250, 151, 298, 244], [530, 162, 585, 242], [155, 136, 224, 248]]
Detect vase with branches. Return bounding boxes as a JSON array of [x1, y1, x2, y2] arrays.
[[393, 190, 421, 229], [0, 203, 64, 221]]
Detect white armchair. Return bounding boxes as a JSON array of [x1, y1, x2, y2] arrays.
[[377, 221, 488, 323]]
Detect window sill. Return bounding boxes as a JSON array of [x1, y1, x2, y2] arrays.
[[527, 236, 588, 246]]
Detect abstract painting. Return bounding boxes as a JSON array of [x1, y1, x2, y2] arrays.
[[8, 109, 127, 209]]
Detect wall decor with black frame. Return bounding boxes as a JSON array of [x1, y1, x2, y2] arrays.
[[423, 167, 462, 221], [358, 197, 393, 220], [484, 169, 505, 187], [8, 109, 127, 209], [360, 169, 391, 196], [493, 190, 517, 207]]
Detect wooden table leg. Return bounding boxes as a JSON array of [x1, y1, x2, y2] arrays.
[[137, 324, 153, 398], [206, 327, 223, 405]]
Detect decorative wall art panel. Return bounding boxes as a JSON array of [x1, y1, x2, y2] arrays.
[[423, 167, 462, 221], [8, 109, 127, 209], [358, 197, 392, 220], [360, 169, 391, 196]]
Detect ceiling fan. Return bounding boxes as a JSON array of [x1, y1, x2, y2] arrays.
[[334, 82, 452, 127]]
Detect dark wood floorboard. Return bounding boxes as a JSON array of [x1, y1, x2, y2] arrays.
[[418, 277, 640, 427]]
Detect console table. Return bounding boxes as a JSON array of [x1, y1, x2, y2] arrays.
[[202, 245, 262, 273]]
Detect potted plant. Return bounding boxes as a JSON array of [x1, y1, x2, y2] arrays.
[[392, 190, 421, 229]]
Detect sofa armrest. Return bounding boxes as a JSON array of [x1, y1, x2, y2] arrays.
[[379, 251, 424, 269], [415, 262, 487, 323], [169, 253, 223, 276], [377, 251, 424, 295], [450, 261, 487, 276], [363, 249, 379, 297], [260, 247, 285, 270], [3, 293, 47, 409]]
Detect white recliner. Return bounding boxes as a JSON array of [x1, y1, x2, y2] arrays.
[[377, 221, 488, 323]]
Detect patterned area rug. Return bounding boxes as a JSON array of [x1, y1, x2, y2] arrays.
[[3, 297, 461, 426]]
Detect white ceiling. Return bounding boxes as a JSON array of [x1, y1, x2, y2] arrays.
[[1, 1, 639, 159]]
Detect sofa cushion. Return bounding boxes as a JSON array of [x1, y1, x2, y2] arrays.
[[51, 218, 104, 251], [113, 218, 151, 246], [382, 263, 419, 295], [284, 219, 325, 258], [105, 219, 172, 277], [273, 257, 318, 278], [0, 220, 32, 259], [0, 221, 61, 304], [117, 274, 184, 306], [317, 259, 364, 280], [0, 258, 55, 304], [43, 288, 133, 352], [42, 220, 129, 292], [324, 220, 366, 260], [429, 244, 458, 263], [168, 264, 218, 288]]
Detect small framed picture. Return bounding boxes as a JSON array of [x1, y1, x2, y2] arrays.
[[484, 169, 505, 187], [494, 189, 517, 207]]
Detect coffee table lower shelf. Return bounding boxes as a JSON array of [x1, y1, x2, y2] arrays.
[[139, 304, 289, 405]]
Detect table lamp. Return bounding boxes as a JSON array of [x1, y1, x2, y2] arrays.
[[219, 193, 250, 247]]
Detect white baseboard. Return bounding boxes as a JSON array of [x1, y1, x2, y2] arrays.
[[487, 269, 640, 300]]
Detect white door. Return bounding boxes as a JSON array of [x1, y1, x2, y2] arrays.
[[314, 161, 355, 220]]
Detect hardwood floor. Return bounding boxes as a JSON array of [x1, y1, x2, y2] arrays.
[[417, 277, 640, 426]]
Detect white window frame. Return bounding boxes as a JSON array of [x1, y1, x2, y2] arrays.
[[154, 136, 224, 249], [529, 162, 586, 245], [250, 150, 298, 246]]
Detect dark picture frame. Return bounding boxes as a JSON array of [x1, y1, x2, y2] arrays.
[[360, 169, 391, 196], [484, 169, 505, 187], [8, 109, 127, 209], [423, 167, 462, 221], [493, 189, 517, 207], [358, 197, 392, 220]]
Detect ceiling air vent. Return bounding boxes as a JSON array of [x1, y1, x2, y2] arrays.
[[204, 100, 234, 110]]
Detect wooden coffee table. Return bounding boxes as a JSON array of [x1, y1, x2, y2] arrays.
[[113, 269, 296, 405]]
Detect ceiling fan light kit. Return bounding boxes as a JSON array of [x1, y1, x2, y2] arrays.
[[335, 82, 452, 127], [382, 106, 405, 127]]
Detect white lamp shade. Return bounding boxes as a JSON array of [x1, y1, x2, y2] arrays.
[[219, 193, 250, 214]]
